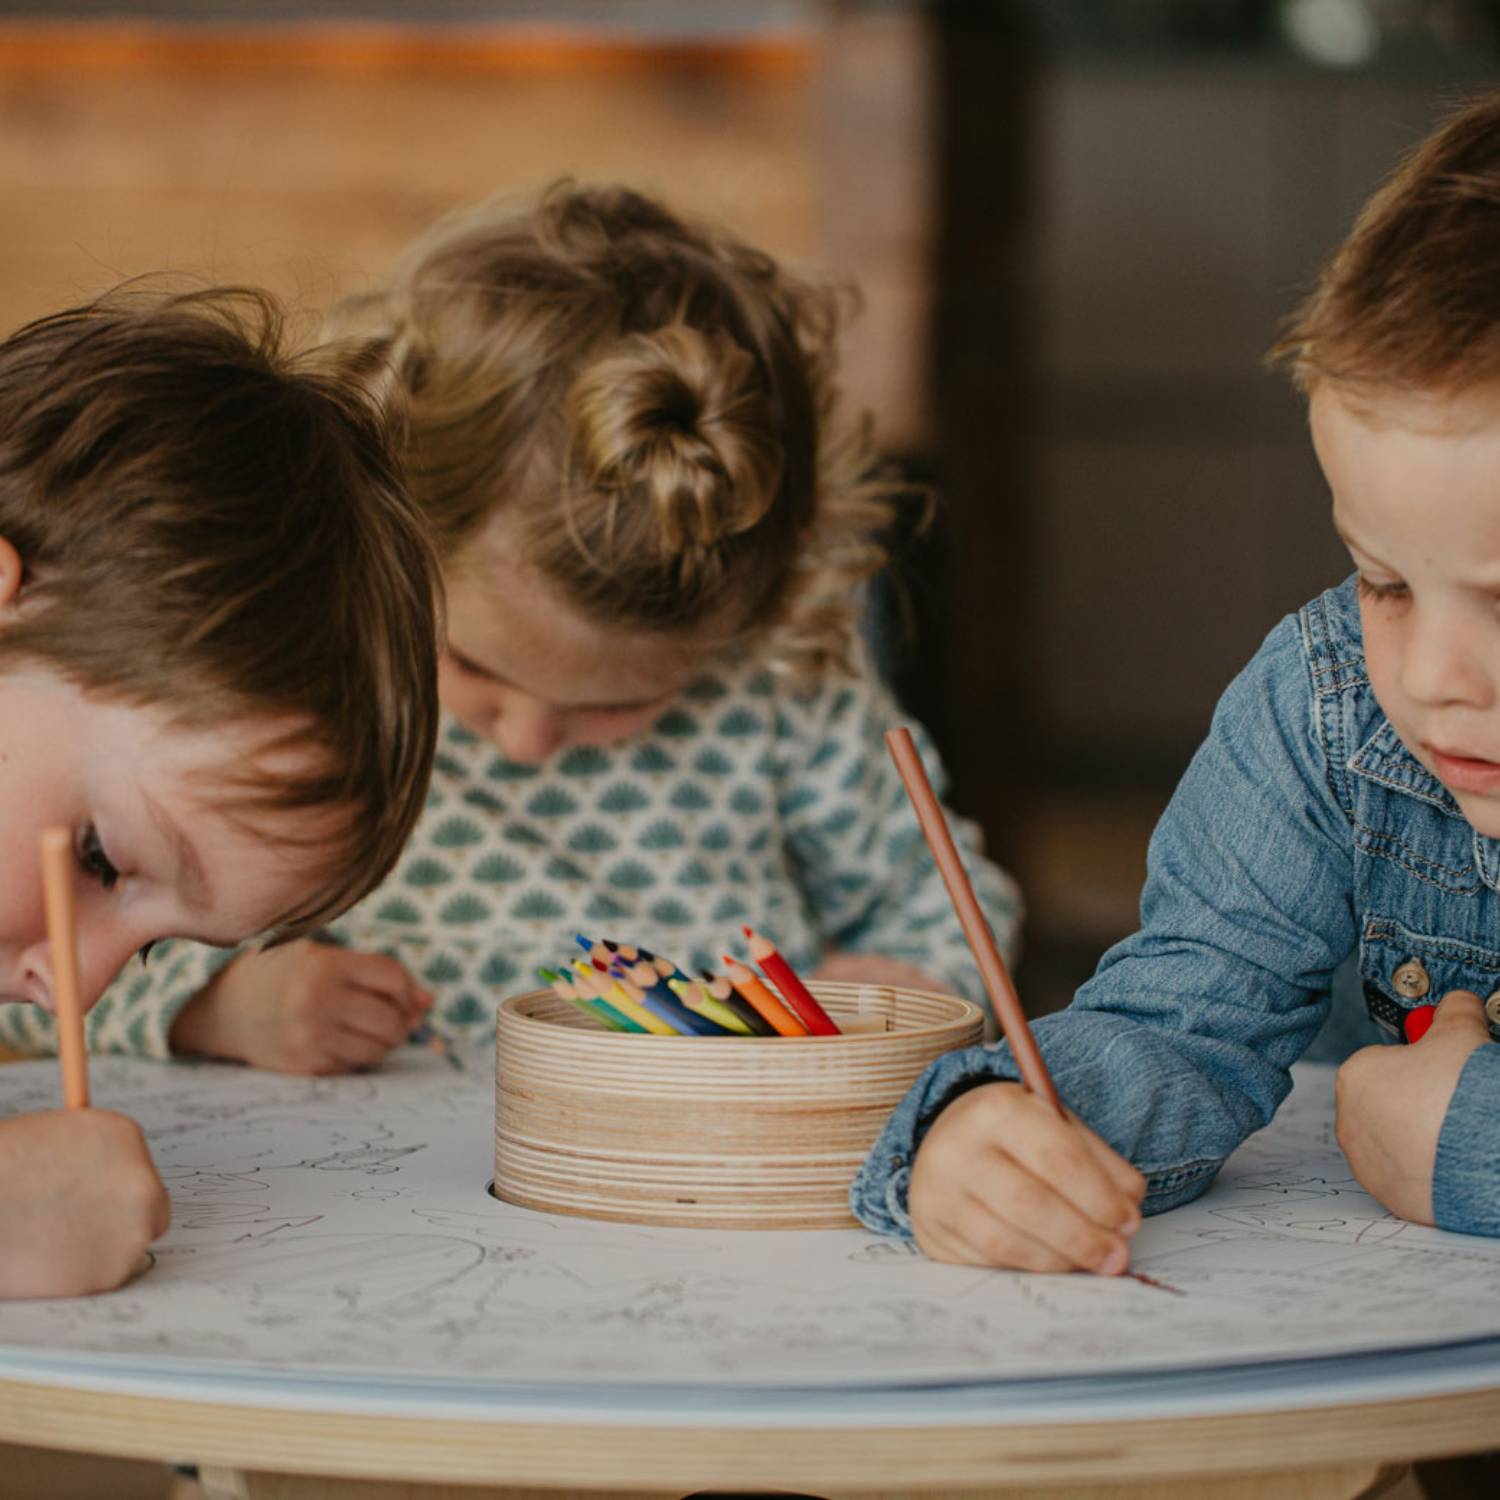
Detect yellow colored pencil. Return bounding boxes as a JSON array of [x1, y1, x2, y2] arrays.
[[572, 960, 676, 1036], [667, 978, 754, 1036]]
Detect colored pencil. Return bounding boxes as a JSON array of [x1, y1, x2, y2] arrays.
[[694, 972, 777, 1036], [574, 934, 614, 972], [572, 961, 677, 1036], [667, 978, 755, 1035], [40, 827, 89, 1109], [721, 956, 808, 1037], [743, 928, 840, 1036], [540, 968, 640, 1033], [610, 971, 732, 1036], [884, 726, 1060, 1111], [646, 952, 693, 986], [408, 1020, 463, 1070], [611, 956, 729, 1030]]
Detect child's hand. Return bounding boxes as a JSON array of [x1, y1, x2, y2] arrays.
[[813, 952, 946, 993], [170, 941, 433, 1076], [908, 1081, 1146, 1271], [1335, 989, 1490, 1225], [0, 1109, 170, 1299]]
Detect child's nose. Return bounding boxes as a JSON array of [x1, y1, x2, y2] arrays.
[[24, 932, 138, 1014], [492, 695, 565, 765], [1401, 607, 1491, 709]]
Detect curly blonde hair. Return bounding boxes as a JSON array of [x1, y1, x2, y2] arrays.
[[326, 182, 898, 680]]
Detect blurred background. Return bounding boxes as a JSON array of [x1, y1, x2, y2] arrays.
[[0, 0, 1493, 1020], [2, 10, 1500, 1497]]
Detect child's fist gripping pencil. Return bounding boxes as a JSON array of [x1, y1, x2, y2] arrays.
[[885, 726, 1157, 1281], [171, 940, 432, 1076], [0, 1109, 170, 1299], [1335, 989, 1492, 1226], [908, 1082, 1145, 1271]]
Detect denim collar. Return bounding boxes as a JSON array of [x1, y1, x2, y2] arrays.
[[1348, 719, 1462, 814], [1348, 718, 1500, 891]]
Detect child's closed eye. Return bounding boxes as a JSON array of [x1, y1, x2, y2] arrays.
[[75, 823, 121, 891], [1356, 574, 1410, 605]]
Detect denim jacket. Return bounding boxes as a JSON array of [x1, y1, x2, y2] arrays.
[[852, 576, 1500, 1240]]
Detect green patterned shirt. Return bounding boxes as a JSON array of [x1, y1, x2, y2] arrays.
[[0, 653, 1019, 1059]]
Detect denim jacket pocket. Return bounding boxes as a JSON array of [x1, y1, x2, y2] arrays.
[[1359, 917, 1500, 1040]]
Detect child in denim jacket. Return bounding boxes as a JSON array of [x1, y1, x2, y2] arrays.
[[853, 92, 1500, 1270]]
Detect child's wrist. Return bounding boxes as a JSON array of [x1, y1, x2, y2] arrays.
[[168, 978, 237, 1059]]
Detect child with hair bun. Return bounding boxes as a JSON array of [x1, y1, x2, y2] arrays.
[[15, 183, 1019, 1073]]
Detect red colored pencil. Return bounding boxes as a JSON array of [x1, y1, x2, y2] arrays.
[[742, 928, 840, 1036], [721, 957, 808, 1037]]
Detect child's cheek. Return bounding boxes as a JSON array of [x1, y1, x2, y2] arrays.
[[573, 707, 668, 749]]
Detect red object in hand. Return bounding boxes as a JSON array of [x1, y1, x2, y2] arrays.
[[1403, 1005, 1437, 1044], [743, 927, 840, 1035]]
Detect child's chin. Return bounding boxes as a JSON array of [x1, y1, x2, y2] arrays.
[[1455, 792, 1500, 842]]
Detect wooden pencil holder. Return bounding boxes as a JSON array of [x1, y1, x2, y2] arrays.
[[492, 982, 984, 1230]]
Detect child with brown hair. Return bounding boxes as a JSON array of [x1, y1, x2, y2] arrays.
[[854, 91, 1500, 1271], [0, 287, 441, 1296], [28, 184, 1018, 1074]]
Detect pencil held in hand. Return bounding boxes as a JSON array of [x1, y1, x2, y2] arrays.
[[883, 727, 1060, 1113], [40, 826, 90, 1109]]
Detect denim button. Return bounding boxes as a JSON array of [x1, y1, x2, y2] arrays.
[[1486, 992, 1500, 1026], [1392, 960, 1431, 999]]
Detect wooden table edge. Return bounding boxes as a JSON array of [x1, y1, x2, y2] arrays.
[[0, 1377, 1494, 1490]]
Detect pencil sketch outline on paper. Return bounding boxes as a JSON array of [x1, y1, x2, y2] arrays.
[[2, 1056, 1500, 1389]]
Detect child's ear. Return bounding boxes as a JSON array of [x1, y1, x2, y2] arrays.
[[0, 535, 21, 609]]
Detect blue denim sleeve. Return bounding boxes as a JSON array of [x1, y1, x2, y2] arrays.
[[1433, 1045, 1500, 1235], [851, 612, 1357, 1236]]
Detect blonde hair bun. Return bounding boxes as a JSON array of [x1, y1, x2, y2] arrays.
[[567, 324, 782, 553]]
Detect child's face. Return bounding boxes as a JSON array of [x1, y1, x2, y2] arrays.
[[0, 666, 342, 1013], [1313, 382, 1500, 838], [439, 534, 711, 765]]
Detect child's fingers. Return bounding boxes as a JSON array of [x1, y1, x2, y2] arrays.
[[337, 991, 412, 1050], [917, 1201, 1075, 1272], [328, 1026, 394, 1070], [1070, 1122, 1148, 1216], [963, 1087, 1141, 1235], [962, 1150, 1131, 1273], [340, 951, 425, 1010]]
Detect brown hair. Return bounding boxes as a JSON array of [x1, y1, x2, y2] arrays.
[[326, 182, 899, 679], [0, 286, 441, 937], [1274, 91, 1500, 394]]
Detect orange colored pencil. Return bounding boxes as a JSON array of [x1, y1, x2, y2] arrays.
[[40, 827, 89, 1109], [884, 726, 1060, 1113], [742, 927, 839, 1036], [721, 955, 808, 1037]]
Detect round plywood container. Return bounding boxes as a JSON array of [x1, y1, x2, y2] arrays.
[[493, 982, 984, 1229]]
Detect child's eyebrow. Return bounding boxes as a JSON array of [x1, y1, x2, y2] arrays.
[[139, 786, 212, 915], [449, 646, 669, 713]]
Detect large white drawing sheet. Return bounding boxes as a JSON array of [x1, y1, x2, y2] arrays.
[[0, 1055, 1498, 1390]]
